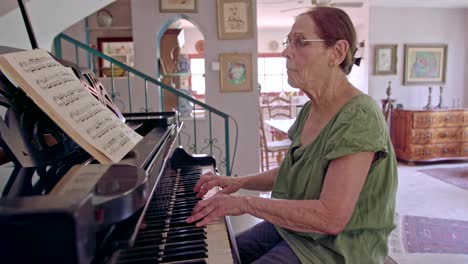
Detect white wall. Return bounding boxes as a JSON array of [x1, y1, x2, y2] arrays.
[[369, 7, 467, 109], [0, 0, 114, 50]]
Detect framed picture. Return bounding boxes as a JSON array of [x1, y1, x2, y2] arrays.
[[374, 44, 397, 75], [219, 53, 252, 93], [160, 0, 197, 13], [97, 37, 133, 77], [404, 44, 447, 85], [217, 0, 253, 39]]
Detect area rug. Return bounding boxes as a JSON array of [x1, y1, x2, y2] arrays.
[[418, 166, 468, 191], [390, 214, 468, 254]]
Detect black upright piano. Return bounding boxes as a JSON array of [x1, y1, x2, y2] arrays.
[[0, 46, 240, 264]]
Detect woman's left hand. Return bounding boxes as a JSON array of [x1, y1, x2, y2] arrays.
[[186, 194, 246, 227]]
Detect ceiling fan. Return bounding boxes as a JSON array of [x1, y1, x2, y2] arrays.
[[277, 0, 364, 13]]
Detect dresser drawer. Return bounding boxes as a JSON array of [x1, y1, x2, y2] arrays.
[[413, 111, 464, 128], [411, 127, 468, 144], [409, 143, 468, 161]]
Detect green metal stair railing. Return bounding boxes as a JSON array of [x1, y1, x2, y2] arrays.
[[53, 33, 232, 175]]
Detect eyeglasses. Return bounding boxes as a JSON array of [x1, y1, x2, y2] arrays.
[[282, 37, 326, 49]]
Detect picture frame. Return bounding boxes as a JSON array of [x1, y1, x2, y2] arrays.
[[160, 0, 197, 13], [404, 44, 447, 85], [217, 0, 253, 39], [374, 44, 397, 75], [97, 37, 133, 77], [219, 53, 253, 93]]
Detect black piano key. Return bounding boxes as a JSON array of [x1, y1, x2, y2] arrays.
[[138, 225, 205, 238], [160, 249, 207, 263], [118, 243, 208, 262], [163, 240, 207, 250], [122, 240, 202, 255], [137, 229, 205, 241], [162, 244, 206, 255], [144, 208, 193, 218], [134, 233, 206, 247], [143, 216, 192, 225]]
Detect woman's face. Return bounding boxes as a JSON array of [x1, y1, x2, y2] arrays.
[[282, 14, 331, 91]]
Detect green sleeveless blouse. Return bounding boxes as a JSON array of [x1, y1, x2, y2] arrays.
[[272, 94, 398, 264]]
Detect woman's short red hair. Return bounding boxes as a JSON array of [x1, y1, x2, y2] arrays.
[[302, 7, 357, 75]]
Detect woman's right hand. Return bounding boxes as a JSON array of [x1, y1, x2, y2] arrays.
[[193, 172, 244, 198]]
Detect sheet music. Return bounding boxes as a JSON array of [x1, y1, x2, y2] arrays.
[[0, 49, 142, 163]]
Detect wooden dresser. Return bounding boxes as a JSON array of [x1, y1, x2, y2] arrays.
[[390, 108, 468, 163]]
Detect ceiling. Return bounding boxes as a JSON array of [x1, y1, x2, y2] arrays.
[[2, 0, 468, 28], [257, 0, 468, 28]]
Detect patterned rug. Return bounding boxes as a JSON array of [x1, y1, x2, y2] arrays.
[[391, 215, 468, 254], [418, 166, 468, 191]]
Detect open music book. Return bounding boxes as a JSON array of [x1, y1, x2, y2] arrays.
[[0, 49, 142, 164]]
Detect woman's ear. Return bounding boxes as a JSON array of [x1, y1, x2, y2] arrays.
[[331, 40, 349, 66]]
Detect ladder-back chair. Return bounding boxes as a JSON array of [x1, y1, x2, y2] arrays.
[[259, 111, 291, 171], [266, 95, 292, 119], [266, 95, 292, 140]]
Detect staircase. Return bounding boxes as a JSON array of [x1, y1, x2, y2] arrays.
[[53, 34, 234, 175]]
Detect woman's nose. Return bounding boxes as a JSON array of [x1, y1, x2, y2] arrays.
[[281, 47, 290, 58]]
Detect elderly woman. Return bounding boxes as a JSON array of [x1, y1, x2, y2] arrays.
[[186, 6, 398, 264]]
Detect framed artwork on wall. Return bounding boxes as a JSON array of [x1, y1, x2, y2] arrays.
[[374, 44, 397, 75], [97, 37, 133, 77], [219, 53, 252, 93], [217, 0, 253, 39], [160, 0, 197, 13], [403, 44, 447, 85]]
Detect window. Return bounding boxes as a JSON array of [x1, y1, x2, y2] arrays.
[[189, 54, 205, 99], [258, 53, 295, 95]]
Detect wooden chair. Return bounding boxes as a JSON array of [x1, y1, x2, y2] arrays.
[[266, 95, 292, 119], [266, 95, 292, 140], [259, 111, 291, 171]]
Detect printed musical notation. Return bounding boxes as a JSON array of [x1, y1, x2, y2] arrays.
[[18, 54, 61, 73], [0, 49, 142, 163]]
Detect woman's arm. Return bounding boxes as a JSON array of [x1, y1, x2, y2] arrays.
[[238, 167, 280, 191], [244, 152, 374, 234], [188, 151, 374, 235]]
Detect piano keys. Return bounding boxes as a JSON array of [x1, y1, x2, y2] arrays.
[[113, 157, 240, 264]]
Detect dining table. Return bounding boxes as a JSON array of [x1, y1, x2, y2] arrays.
[[264, 118, 296, 134]]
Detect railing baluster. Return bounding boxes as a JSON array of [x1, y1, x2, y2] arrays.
[[209, 111, 213, 156], [225, 118, 230, 175], [192, 102, 197, 153], [127, 72, 132, 113], [111, 63, 115, 101], [176, 95, 181, 146], [54, 38, 62, 59], [75, 45, 79, 66], [144, 79, 149, 112], [90, 53, 94, 73]]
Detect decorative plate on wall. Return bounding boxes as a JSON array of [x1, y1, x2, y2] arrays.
[[97, 9, 113, 27], [268, 40, 279, 52], [195, 40, 204, 54]]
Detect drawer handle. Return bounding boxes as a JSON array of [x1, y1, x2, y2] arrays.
[[442, 148, 449, 154], [441, 132, 449, 138]]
